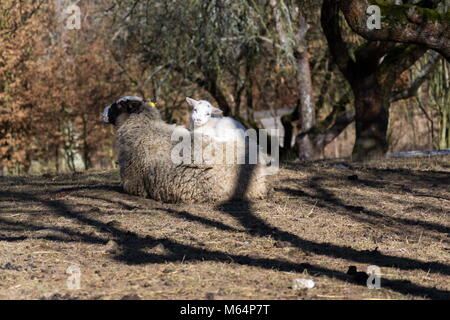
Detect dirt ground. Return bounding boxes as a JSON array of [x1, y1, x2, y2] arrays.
[[0, 156, 449, 300]]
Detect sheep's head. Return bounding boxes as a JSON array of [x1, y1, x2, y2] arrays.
[[103, 96, 154, 128], [186, 97, 223, 127]]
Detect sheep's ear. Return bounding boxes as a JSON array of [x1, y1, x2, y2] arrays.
[[186, 97, 198, 107], [211, 107, 223, 115], [118, 100, 143, 114], [127, 101, 143, 113]]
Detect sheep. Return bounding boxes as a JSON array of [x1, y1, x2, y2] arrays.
[[186, 97, 246, 143], [102, 96, 268, 203], [186, 97, 256, 166], [186, 97, 276, 169]]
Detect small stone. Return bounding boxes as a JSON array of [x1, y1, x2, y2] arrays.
[[292, 278, 315, 290], [121, 294, 141, 300], [274, 240, 293, 248], [104, 240, 120, 254], [153, 243, 168, 254], [106, 220, 122, 228], [332, 164, 349, 170], [41, 293, 72, 300], [33, 229, 66, 239]]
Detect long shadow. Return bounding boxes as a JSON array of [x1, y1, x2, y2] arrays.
[[277, 178, 450, 236], [362, 167, 450, 185], [282, 163, 450, 199], [1, 184, 450, 299], [0, 216, 105, 244], [153, 207, 242, 233], [213, 164, 450, 299], [281, 161, 450, 184], [218, 200, 450, 273], [348, 176, 450, 202], [53, 185, 123, 194], [278, 175, 449, 219]]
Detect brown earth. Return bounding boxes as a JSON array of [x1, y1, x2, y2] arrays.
[[0, 156, 449, 300]]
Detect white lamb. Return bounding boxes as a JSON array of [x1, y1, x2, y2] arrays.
[[186, 97, 275, 169], [186, 97, 246, 143]]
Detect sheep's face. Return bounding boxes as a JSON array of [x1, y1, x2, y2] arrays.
[[103, 96, 146, 127], [186, 97, 223, 127]]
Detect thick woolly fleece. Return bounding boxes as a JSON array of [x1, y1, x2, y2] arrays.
[[115, 107, 268, 203]]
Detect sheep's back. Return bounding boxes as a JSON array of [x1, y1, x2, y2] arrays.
[[117, 114, 268, 203]]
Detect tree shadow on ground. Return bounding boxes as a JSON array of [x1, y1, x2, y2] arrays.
[[0, 162, 449, 299]]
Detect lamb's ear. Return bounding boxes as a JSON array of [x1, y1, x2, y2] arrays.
[[211, 107, 223, 115], [186, 97, 198, 108]]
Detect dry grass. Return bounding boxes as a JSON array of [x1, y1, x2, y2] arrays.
[[0, 156, 449, 300]]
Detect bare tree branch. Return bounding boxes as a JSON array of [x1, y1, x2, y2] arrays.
[[337, 0, 450, 62], [0, 0, 46, 37], [390, 51, 442, 102], [297, 93, 355, 149], [378, 44, 429, 85], [321, 0, 357, 82], [319, 109, 355, 146]]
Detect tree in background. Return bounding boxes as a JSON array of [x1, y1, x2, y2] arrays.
[[109, 0, 356, 159], [1, 0, 448, 173], [338, 0, 450, 62], [0, 1, 128, 173], [272, 0, 355, 160], [416, 56, 450, 149], [109, 0, 291, 127], [0, 0, 48, 172], [321, 0, 446, 159]]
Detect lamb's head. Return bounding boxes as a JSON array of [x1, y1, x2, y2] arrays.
[[103, 96, 160, 128], [186, 97, 223, 128]]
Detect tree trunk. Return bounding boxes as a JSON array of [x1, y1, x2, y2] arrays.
[[294, 12, 323, 160], [82, 117, 91, 170], [55, 146, 60, 173], [280, 104, 299, 160], [322, 0, 431, 160], [352, 81, 390, 160], [439, 108, 449, 149]]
